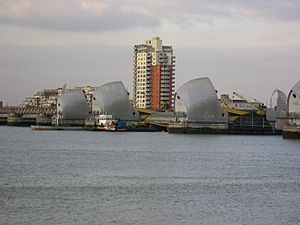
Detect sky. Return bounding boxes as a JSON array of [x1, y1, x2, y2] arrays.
[[0, 0, 300, 105]]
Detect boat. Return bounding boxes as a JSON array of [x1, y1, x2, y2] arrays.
[[95, 114, 117, 131]]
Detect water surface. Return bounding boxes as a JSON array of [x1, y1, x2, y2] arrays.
[[0, 126, 299, 225]]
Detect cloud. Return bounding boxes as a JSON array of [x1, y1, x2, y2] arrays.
[[0, 0, 160, 31], [0, 0, 299, 32], [170, 0, 300, 21], [0, 0, 32, 17], [80, 1, 110, 14]]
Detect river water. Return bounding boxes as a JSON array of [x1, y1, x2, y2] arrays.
[[0, 126, 299, 225]]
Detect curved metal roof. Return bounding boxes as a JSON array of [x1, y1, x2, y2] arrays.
[[57, 90, 90, 119], [266, 89, 288, 121], [270, 89, 287, 111], [175, 77, 227, 122], [288, 80, 300, 113], [291, 80, 300, 96], [93, 81, 139, 121]]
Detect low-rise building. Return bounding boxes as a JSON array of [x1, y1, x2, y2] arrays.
[[24, 89, 59, 108], [22, 85, 94, 109]]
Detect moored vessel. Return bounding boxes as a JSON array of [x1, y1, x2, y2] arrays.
[[95, 114, 117, 131]]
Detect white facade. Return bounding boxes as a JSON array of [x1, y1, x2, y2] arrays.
[[134, 49, 152, 108]]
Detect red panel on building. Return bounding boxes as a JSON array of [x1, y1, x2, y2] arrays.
[[168, 65, 174, 109], [151, 65, 161, 109]]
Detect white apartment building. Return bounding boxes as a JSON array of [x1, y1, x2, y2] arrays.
[[133, 37, 175, 110]]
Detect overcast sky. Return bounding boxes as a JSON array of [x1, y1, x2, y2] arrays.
[[0, 0, 300, 105]]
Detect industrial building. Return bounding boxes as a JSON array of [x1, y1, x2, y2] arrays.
[[133, 37, 175, 110], [266, 89, 288, 131], [283, 81, 300, 138], [54, 81, 139, 127], [175, 77, 227, 123], [168, 77, 228, 133], [287, 80, 300, 120], [57, 89, 90, 120], [92, 81, 139, 121], [270, 89, 288, 110]]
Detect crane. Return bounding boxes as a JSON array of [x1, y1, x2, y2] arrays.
[[219, 94, 250, 122], [232, 92, 266, 116]]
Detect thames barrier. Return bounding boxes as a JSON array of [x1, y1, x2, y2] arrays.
[[1, 77, 299, 139]]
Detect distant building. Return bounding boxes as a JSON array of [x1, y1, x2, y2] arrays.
[[22, 85, 95, 109], [23, 88, 59, 108], [0, 101, 2, 107], [133, 37, 175, 110]]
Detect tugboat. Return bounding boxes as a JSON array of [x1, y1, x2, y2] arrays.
[[95, 114, 117, 131]]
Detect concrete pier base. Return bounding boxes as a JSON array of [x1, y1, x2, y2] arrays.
[[168, 122, 228, 134], [85, 118, 96, 128], [0, 114, 7, 125], [283, 125, 300, 139], [7, 114, 23, 126], [6, 114, 36, 126], [51, 118, 86, 127], [36, 115, 52, 126]]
